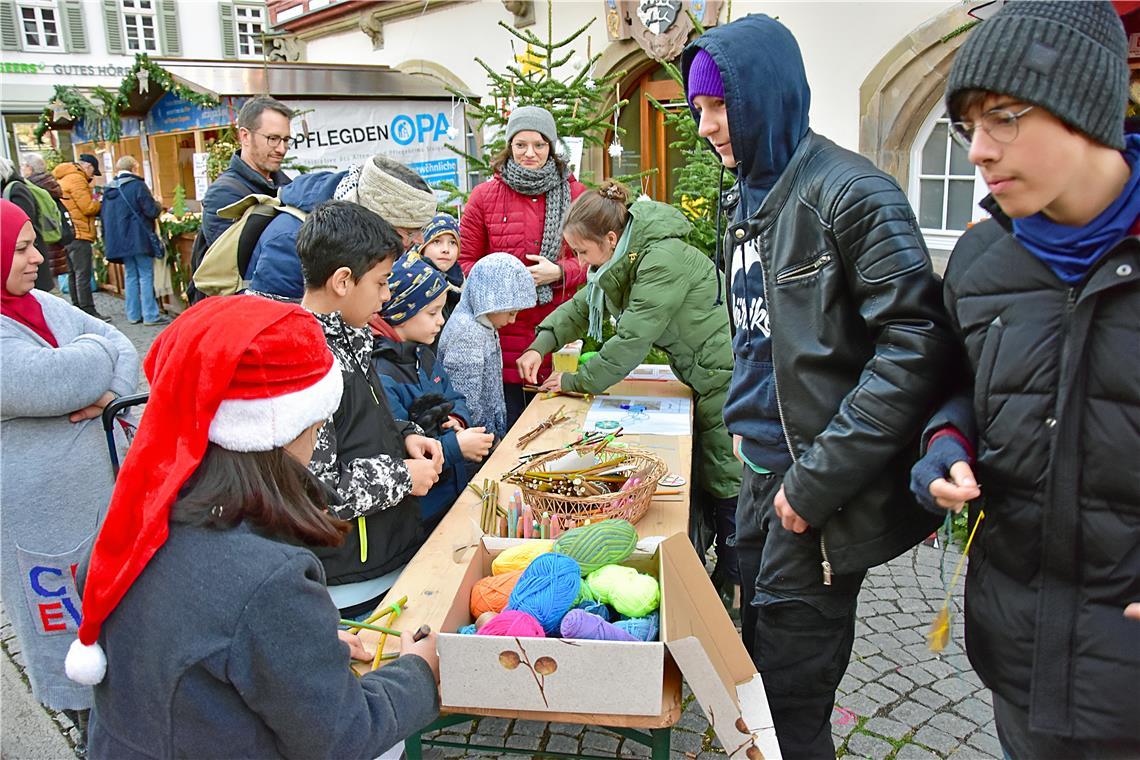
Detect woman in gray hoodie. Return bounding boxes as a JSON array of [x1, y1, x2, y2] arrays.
[[0, 199, 138, 746]]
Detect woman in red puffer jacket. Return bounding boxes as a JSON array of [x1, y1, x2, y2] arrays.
[[459, 106, 586, 427]]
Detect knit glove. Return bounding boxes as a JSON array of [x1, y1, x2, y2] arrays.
[[407, 393, 454, 437], [909, 429, 973, 515]]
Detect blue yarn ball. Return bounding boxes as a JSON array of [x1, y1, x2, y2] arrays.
[[506, 552, 581, 635], [458, 623, 478, 635], [613, 611, 659, 641], [574, 599, 611, 621]]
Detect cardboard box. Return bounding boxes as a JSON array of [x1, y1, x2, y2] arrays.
[[437, 535, 781, 758]]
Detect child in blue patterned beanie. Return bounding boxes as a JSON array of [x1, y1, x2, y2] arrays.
[[370, 253, 493, 530], [418, 213, 464, 324]]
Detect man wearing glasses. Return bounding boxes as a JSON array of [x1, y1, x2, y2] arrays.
[[189, 96, 294, 299], [910, 2, 1139, 757]]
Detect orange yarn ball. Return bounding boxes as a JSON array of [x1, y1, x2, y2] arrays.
[[470, 570, 523, 618]]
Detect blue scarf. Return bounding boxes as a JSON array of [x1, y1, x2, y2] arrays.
[[1013, 135, 1140, 285], [586, 222, 632, 341]]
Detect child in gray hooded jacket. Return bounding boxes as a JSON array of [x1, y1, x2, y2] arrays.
[[437, 253, 536, 440]]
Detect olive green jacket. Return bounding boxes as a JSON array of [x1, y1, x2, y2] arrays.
[[529, 200, 739, 498]]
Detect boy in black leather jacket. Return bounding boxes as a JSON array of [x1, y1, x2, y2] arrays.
[[683, 15, 953, 758]]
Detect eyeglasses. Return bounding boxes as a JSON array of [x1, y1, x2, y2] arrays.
[[254, 131, 292, 149], [512, 141, 550, 154], [950, 105, 1034, 149]]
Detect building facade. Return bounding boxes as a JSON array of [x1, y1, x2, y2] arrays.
[[261, 0, 998, 262], [0, 0, 270, 159]]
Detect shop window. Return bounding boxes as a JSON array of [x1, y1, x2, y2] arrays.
[[234, 3, 264, 59], [17, 0, 63, 52], [121, 0, 157, 53]]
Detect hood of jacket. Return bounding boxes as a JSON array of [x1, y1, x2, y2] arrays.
[[279, 169, 348, 212], [52, 162, 86, 184], [102, 172, 143, 201], [682, 15, 810, 214], [597, 199, 692, 293], [457, 252, 536, 320]]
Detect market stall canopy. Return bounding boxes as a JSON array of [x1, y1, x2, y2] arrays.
[[149, 59, 475, 102]]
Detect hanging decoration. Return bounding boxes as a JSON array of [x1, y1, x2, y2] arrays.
[[607, 81, 624, 159], [33, 53, 219, 144]]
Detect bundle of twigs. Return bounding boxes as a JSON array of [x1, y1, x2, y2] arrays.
[[517, 405, 570, 448], [478, 478, 504, 535]]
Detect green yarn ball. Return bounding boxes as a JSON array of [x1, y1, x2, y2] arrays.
[[586, 564, 660, 618], [554, 519, 637, 575]]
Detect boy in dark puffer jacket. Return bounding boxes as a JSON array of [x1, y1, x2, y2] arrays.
[[370, 254, 492, 532], [911, 3, 1140, 758]]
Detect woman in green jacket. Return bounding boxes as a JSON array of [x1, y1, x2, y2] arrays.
[[517, 181, 741, 596]]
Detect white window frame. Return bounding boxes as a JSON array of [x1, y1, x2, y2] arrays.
[[17, 0, 64, 53], [233, 3, 265, 60], [908, 105, 989, 254], [121, 0, 159, 53]]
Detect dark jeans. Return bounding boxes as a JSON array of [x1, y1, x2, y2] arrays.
[[503, 382, 532, 431], [993, 691, 1140, 760], [66, 239, 95, 310], [737, 467, 866, 760]]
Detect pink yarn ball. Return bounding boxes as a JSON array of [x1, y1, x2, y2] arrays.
[[478, 609, 547, 637]]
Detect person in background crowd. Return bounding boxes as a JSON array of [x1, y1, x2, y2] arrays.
[[64, 295, 440, 760], [246, 155, 436, 301], [682, 15, 953, 757], [20, 153, 71, 286], [295, 201, 443, 617], [0, 157, 55, 292], [53, 153, 106, 321], [100, 156, 168, 326], [910, 3, 1140, 757], [518, 181, 741, 606], [1, 199, 139, 756], [437, 253, 536, 441], [458, 106, 588, 428], [188, 96, 294, 302], [371, 254, 493, 533]]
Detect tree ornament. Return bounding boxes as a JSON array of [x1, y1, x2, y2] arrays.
[[608, 141, 624, 158], [137, 67, 149, 95], [50, 100, 69, 121]]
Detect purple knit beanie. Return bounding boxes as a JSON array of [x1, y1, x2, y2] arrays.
[[686, 48, 724, 103]]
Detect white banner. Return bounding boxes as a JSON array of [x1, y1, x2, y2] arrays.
[[282, 99, 467, 196]]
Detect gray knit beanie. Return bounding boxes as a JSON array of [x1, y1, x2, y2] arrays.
[[946, 0, 1127, 150], [506, 105, 558, 145]]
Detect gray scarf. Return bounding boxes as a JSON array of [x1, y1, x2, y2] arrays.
[[499, 158, 571, 305]]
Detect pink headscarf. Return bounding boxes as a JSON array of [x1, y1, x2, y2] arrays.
[[0, 198, 57, 347]]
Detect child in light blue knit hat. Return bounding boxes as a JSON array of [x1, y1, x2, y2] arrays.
[[436, 253, 536, 440]]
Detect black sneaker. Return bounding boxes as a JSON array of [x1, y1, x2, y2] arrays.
[[84, 309, 111, 323]]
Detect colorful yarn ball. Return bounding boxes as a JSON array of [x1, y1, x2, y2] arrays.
[[574, 599, 611, 621], [491, 540, 553, 575], [470, 570, 523, 618], [553, 519, 637, 575], [573, 577, 596, 605], [586, 564, 660, 618], [560, 609, 639, 642], [506, 552, 581, 635], [478, 610, 546, 637], [613, 611, 659, 641], [458, 624, 478, 635]]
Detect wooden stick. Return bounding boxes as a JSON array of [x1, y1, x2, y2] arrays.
[[348, 595, 407, 632], [341, 619, 401, 636], [371, 606, 401, 671]]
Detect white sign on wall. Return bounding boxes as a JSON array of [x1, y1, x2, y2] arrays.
[[282, 99, 467, 195]]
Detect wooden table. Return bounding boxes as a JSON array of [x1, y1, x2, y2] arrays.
[[356, 380, 694, 758]]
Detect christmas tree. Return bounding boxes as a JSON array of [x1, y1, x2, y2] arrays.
[[447, 0, 628, 191], [647, 59, 733, 259]]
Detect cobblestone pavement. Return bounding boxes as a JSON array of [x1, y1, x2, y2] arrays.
[[1, 293, 997, 760]]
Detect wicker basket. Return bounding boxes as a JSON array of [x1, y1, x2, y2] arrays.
[[507, 447, 668, 527]]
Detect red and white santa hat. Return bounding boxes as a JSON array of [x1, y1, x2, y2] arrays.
[[65, 295, 342, 685]]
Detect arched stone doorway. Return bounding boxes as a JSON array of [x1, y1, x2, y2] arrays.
[[859, 4, 977, 187]]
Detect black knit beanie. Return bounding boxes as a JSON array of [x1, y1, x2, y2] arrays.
[[946, 0, 1128, 150]]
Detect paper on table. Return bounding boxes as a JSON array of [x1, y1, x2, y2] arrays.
[[584, 394, 691, 436]]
